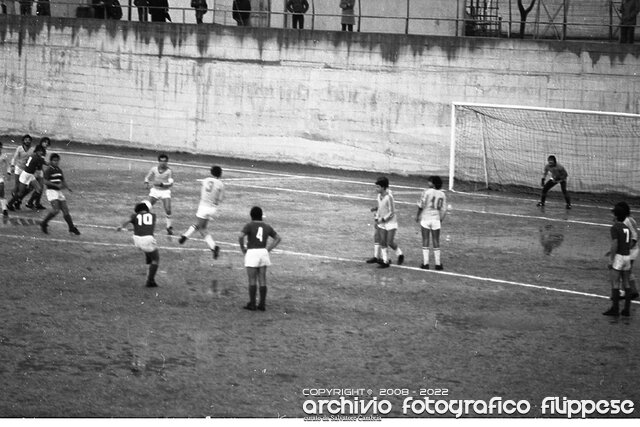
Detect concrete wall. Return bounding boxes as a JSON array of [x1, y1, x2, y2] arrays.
[[1, 16, 639, 176]]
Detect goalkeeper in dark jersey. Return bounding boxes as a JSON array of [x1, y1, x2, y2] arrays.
[[536, 155, 571, 209]]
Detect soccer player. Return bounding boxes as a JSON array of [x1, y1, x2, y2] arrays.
[[7, 143, 45, 211], [537, 155, 571, 209], [39, 153, 81, 235], [144, 153, 174, 235], [238, 206, 281, 311], [617, 201, 639, 300], [25, 137, 51, 210], [603, 203, 633, 317], [9, 134, 33, 210], [365, 210, 383, 264], [117, 201, 160, 287], [178, 165, 224, 259], [416, 175, 448, 270], [374, 176, 404, 269], [0, 142, 12, 217]]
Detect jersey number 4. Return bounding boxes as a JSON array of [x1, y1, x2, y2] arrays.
[[255, 226, 264, 242]]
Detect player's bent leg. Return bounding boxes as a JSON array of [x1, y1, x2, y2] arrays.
[[145, 250, 159, 287], [40, 200, 62, 234], [604, 270, 622, 316]]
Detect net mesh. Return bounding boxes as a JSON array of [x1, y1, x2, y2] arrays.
[[452, 104, 640, 196]]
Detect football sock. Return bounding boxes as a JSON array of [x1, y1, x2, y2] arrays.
[[395, 247, 403, 256], [63, 214, 75, 228], [381, 248, 389, 263], [434, 249, 441, 266], [259, 286, 267, 306], [0, 198, 5, 210], [422, 248, 429, 265], [148, 263, 158, 282], [42, 211, 57, 224], [248, 285, 257, 305], [166, 215, 172, 229], [374, 243, 380, 258], [183, 225, 197, 238], [204, 234, 216, 250]]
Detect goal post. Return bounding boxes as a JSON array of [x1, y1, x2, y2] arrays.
[[449, 102, 640, 197]]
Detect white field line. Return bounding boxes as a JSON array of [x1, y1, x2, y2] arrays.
[[1, 229, 633, 304], [15, 147, 617, 227]]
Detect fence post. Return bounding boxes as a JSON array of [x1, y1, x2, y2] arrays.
[[405, 0, 410, 34]]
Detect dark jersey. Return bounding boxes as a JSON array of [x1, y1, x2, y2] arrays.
[[23, 153, 45, 174], [129, 212, 156, 236], [242, 221, 277, 249], [611, 222, 631, 256], [44, 165, 64, 189]]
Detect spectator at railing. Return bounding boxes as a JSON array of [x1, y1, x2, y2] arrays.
[[620, 0, 640, 43], [18, 0, 32, 15], [36, 0, 50, 16], [92, 0, 122, 20], [232, 0, 251, 26], [134, 0, 149, 22], [339, 0, 355, 32], [191, 0, 207, 24], [148, 0, 170, 22], [286, 0, 309, 30]]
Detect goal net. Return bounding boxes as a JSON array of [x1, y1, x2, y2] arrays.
[[449, 102, 640, 197]]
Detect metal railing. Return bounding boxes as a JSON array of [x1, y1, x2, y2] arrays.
[[0, 0, 633, 42]]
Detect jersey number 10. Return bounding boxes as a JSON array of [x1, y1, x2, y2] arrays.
[[137, 213, 153, 225]]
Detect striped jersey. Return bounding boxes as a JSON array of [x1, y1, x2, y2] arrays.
[[44, 165, 64, 189], [200, 177, 224, 207], [145, 166, 173, 188], [128, 212, 156, 236], [417, 188, 447, 220]]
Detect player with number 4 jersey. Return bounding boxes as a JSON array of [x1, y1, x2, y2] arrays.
[[239, 206, 281, 311], [118, 201, 160, 287], [416, 175, 447, 270]]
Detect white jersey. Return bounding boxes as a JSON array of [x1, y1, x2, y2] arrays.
[[417, 188, 447, 221], [145, 166, 173, 188], [199, 177, 224, 208], [11, 145, 33, 171]]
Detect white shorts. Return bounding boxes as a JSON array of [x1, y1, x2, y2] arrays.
[[19, 171, 36, 186], [14, 166, 24, 176], [45, 189, 66, 202], [377, 217, 398, 231], [630, 246, 639, 262], [196, 204, 219, 221], [420, 218, 441, 230], [149, 187, 171, 200], [133, 235, 157, 253], [244, 248, 271, 268], [612, 254, 632, 271]]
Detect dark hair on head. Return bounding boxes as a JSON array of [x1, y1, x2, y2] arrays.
[[158, 153, 168, 161], [612, 203, 629, 221], [250, 206, 263, 220], [375, 176, 389, 189], [49, 153, 60, 161], [34, 144, 46, 153], [429, 175, 443, 190], [40, 137, 51, 146], [0, 142, 3, 148], [22, 134, 32, 142], [211, 166, 222, 178], [614, 201, 631, 218], [135, 202, 150, 213], [548, 155, 557, 163]]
